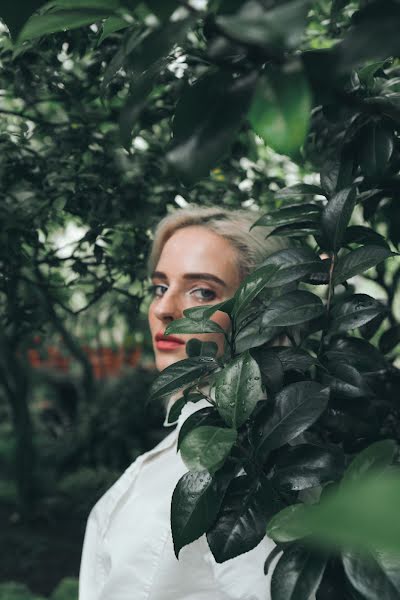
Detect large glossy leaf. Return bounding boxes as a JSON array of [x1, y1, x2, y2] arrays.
[[332, 245, 397, 285], [265, 223, 320, 240], [216, 0, 311, 50], [125, 14, 194, 78], [321, 187, 356, 252], [275, 183, 326, 200], [273, 444, 344, 491], [145, 0, 176, 21], [380, 324, 400, 354], [171, 466, 233, 558], [119, 60, 164, 149], [183, 298, 234, 322], [261, 290, 325, 327], [165, 317, 226, 335], [260, 247, 324, 288], [186, 339, 218, 358], [249, 63, 311, 158], [330, 293, 386, 334], [234, 312, 280, 354], [274, 347, 317, 373], [250, 347, 284, 394], [343, 551, 400, 600], [271, 545, 328, 600], [252, 203, 321, 228], [167, 70, 257, 183], [324, 336, 387, 373], [178, 407, 222, 450], [358, 122, 394, 178], [344, 225, 390, 249], [337, 1, 400, 70], [254, 382, 329, 459], [232, 264, 278, 320], [149, 357, 218, 401], [343, 440, 397, 483], [267, 504, 311, 543], [215, 351, 263, 428], [18, 8, 115, 42], [323, 362, 374, 400], [207, 475, 281, 562], [1, 0, 47, 39], [180, 425, 237, 473]]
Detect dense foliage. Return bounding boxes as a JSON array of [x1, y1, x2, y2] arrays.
[[1, 0, 400, 598]]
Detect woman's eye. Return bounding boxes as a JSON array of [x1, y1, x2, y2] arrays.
[[191, 288, 216, 302], [149, 284, 167, 297]]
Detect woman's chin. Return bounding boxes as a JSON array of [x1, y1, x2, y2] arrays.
[[155, 348, 186, 371]]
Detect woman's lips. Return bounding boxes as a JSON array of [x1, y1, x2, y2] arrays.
[[155, 333, 185, 351]]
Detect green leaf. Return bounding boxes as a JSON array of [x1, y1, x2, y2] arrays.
[[330, 293, 386, 334], [234, 312, 280, 354], [344, 225, 390, 249], [183, 298, 234, 322], [180, 425, 237, 473], [265, 223, 320, 239], [343, 440, 397, 484], [267, 504, 311, 543], [0, 0, 47, 39], [252, 204, 321, 228], [18, 8, 115, 42], [380, 325, 400, 354], [186, 339, 218, 358], [250, 346, 284, 394], [275, 472, 400, 553], [323, 362, 374, 400], [171, 467, 233, 558], [126, 14, 194, 79], [343, 550, 400, 600], [166, 395, 186, 424], [332, 245, 397, 286], [167, 71, 257, 183], [165, 318, 226, 336], [119, 60, 163, 149], [207, 475, 281, 562], [324, 336, 387, 374], [149, 356, 218, 401], [337, 2, 400, 71], [178, 407, 222, 451], [260, 247, 324, 288], [215, 351, 263, 428], [321, 187, 356, 252], [275, 183, 326, 200], [249, 62, 311, 158], [274, 347, 317, 373], [145, 0, 176, 21], [232, 264, 279, 320], [216, 0, 311, 50], [98, 15, 130, 45], [273, 444, 344, 491], [254, 382, 329, 459], [358, 122, 394, 179], [271, 545, 328, 600], [261, 290, 325, 327]]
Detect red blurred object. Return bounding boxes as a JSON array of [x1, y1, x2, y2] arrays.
[[26, 344, 142, 379]]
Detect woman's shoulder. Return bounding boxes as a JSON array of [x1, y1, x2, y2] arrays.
[[88, 428, 179, 531]]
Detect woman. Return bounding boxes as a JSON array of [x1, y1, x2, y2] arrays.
[[79, 205, 289, 600]]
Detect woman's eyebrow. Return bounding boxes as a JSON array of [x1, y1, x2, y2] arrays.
[[151, 271, 227, 287]]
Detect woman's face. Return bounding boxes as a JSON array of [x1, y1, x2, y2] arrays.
[[148, 225, 241, 371]]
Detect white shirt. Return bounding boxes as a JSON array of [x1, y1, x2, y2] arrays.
[[79, 399, 277, 600]]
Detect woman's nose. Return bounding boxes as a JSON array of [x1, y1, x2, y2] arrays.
[[153, 290, 183, 322]]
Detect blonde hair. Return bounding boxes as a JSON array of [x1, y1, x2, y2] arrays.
[[147, 205, 292, 280]]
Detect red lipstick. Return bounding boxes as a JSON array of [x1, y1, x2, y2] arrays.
[[155, 332, 185, 351]]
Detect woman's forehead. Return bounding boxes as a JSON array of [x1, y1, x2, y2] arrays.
[[155, 226, 240, 287]]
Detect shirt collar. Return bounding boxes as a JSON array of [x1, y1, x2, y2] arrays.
[[163, 382, 213, 429]]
